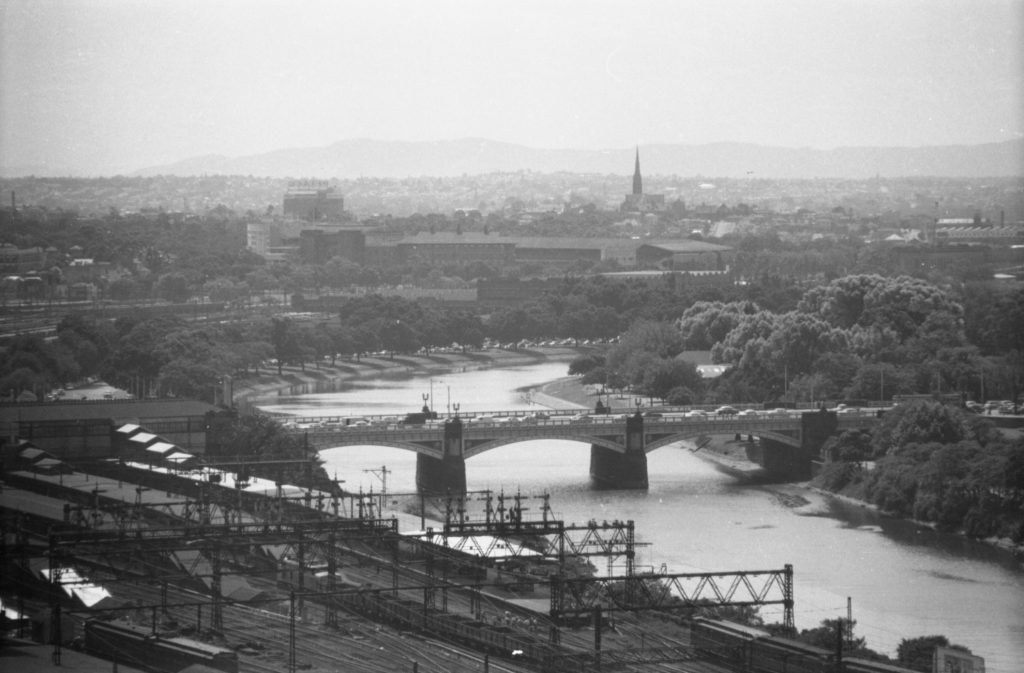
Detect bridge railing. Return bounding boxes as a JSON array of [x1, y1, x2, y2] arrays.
[[285, 406, 883, 431]]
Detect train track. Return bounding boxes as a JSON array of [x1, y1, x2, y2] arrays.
[[103, 568, 538, 673]]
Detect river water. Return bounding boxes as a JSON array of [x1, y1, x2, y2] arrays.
[[255, 360, 1024, 671]]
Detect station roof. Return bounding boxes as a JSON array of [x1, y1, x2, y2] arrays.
[[0, 399, 217, 423]]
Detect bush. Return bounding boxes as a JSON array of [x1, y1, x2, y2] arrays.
[[815, 462, 861, 492]]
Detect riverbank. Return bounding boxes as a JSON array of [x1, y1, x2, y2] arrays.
[[232, 347, 585, 409], [234, 352, 1022, 558]]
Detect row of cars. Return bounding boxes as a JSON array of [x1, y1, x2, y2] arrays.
[[966, 399, 1020, 415]]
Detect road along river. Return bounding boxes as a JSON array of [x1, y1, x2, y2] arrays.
[[254, 359, 1024, 671]]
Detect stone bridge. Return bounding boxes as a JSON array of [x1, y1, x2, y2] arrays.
[[292, 409, 881, 493]]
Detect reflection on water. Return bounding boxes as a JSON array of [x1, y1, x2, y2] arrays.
[[255, 361, 1024, 672]]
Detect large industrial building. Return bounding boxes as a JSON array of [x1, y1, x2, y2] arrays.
[[282, 180, 347, 222]]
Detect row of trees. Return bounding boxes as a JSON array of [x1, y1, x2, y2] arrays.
[[817, 401, 1024, 542], [5, 272, 1023, 407], [0, 295, 492, 402], [565, 274, 1022, 407]]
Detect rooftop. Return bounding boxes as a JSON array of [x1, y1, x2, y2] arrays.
[[0, 399, 218, 423]]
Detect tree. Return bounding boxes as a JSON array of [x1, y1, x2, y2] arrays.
[[270, 317, 301, 375], [665, 385, 697, 405], [799, 274, 964, 344], [606, 320, 686, 375], [638, 358, 704, 402], [963, 285, 1024, 355], [379, 319, 419, 356], [676, 300, 761, 350], [844, 363, 916, 402], [154, 272, 191, 303], [569, 353, 605, 377], [823, 429, 875, 463], [797, 619, 866, 655], [103, 315, 184, 387], [107, 277, 141, 300], [871, 401, 973, 457], [897, 635, 967, 672]]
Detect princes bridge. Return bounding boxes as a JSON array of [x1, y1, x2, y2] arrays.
[[285, 408, 882, 493]]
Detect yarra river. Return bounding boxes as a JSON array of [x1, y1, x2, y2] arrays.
[[255, 359, 1024, 671]]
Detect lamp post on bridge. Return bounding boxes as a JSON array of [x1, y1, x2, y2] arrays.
[[453, 403, 460, 419], [422, 393, 430, 414], [635, 397, 643, 415]]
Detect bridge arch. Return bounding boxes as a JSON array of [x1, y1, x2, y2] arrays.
[[307, 436, 444, 460], [463, 434, 625, 459]]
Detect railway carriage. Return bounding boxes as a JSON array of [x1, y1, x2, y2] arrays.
[[83, 619, 238, 673]]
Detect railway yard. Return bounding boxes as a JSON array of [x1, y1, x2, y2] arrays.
[[1, 447, 742, 673], [1, 435, 920, 673]]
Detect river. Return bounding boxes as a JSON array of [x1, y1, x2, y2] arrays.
[[255, 359, 1024, 671]]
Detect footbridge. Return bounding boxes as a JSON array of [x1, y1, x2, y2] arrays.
[[288, 408, 881, 493]]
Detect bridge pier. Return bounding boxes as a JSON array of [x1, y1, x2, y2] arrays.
[[761, 409, 838, 480], [415, 418, 467, 494], [590, 413, 648, 489]]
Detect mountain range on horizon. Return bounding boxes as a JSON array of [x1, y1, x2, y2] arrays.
[[6, 138, 1021, 180], [129, 138, 1024, 180]]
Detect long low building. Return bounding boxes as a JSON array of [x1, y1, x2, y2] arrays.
[[370, 231, 731, 271], [0, 399, 219, 460]]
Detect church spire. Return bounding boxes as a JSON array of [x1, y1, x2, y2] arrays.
[[632, 146, 643, 195]]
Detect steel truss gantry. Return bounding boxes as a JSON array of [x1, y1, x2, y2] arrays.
[[550, 564, 794, 630]]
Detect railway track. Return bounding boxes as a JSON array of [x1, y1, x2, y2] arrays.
[[104, 568, 538, 673]]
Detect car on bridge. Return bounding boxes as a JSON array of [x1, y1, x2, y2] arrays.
[[714, 406, 738, 416], [737, 409, 758, 418], [685, 410, 708, 419]]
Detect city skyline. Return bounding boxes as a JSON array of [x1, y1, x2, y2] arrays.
[[1, 0, 1022, 176]]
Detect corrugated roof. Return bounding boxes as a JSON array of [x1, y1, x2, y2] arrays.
[[638, 240, 733, 253], [0, 399, 217, 423]]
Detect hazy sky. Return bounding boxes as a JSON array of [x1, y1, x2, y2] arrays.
[[2, 0, 1022, 175]]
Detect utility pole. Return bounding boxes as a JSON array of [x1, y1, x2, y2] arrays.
[[833, 618, 844, 667], [847, 596, 854, 647], [364, 465, 390, 514]]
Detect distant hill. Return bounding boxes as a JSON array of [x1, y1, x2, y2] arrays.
[[132, 138, 1024, 179]]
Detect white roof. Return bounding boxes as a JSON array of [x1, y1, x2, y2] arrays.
[[165, 452, 194, 463], [129, 432, 157, 444], [407, 531, 541, 559], [145, 442, 177, 455], [42, 568, 112, 607]]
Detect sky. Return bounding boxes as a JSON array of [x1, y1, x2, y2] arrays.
[[1, 0, 1022, 176]]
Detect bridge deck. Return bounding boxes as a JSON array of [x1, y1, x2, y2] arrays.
[[298, 410, 880, 456]]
